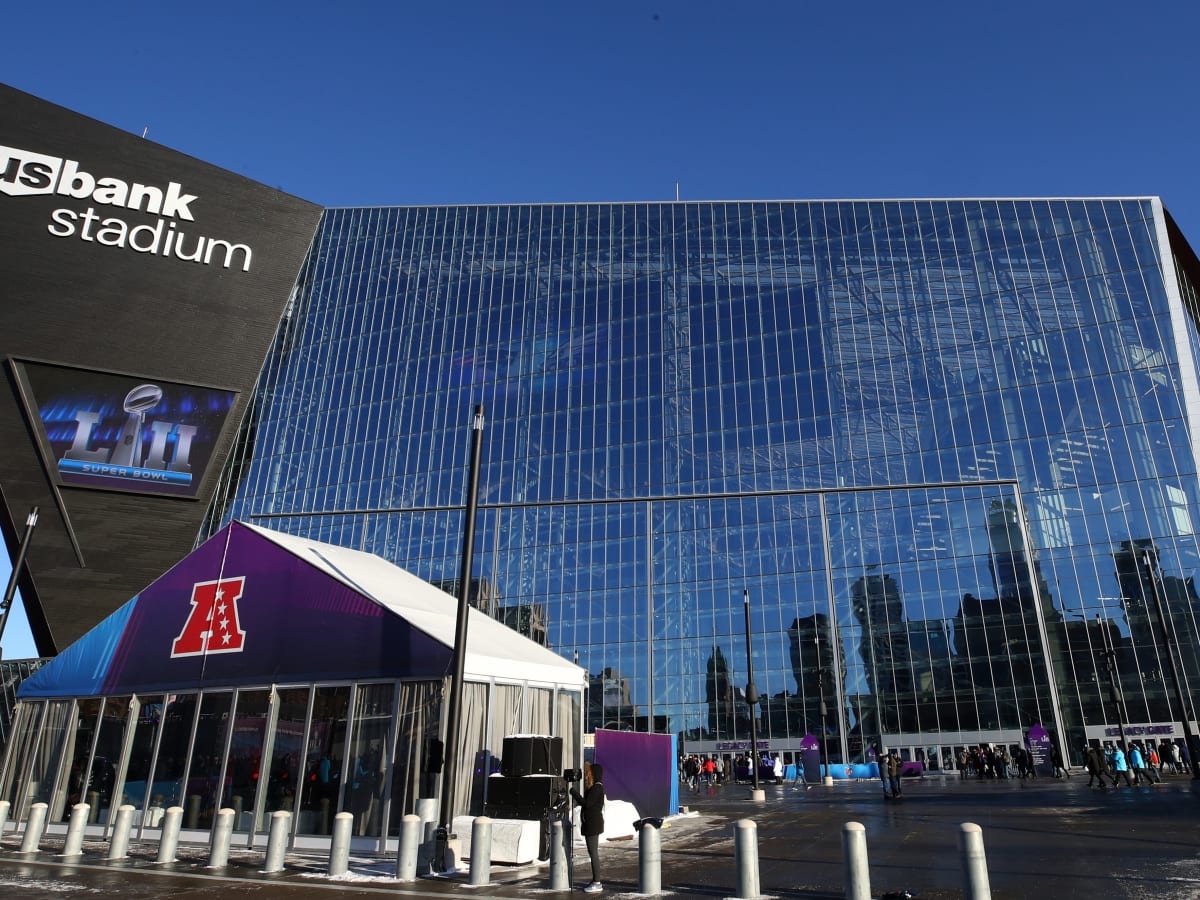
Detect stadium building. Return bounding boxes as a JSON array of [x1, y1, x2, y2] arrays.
[[201, 197, 1200, 769], [5, 83, 1200, 803]]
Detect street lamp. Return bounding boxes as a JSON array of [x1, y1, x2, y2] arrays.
[[1095, 614, 1127, 749], [1142, 550, 1200, 779], [0, 507, 39, 659], [814, 629, 832, 786], [742, 589, 763, 800]]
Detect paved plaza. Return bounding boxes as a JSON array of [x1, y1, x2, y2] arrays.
[[0, 772, 1198, 898]]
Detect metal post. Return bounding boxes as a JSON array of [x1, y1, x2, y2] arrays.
[[639, 821, 662, 895], [107, 804, 136, 861], [264, 810, 290, 873], [397, 813, 421, 880], [816, 629, 833, 785], [0, 799, 9, 835], [842, 821, 871, 900], [20, 802, 48, 853], [958, 822, 992, 900], [328, 811, 353, 876], [437, 404, 486, 865], [157, 806, 183, 863], [734, 818, 760, 900], [62, 803, 90, 857], [0, 507, 38, 658], [1144, 551, 1200, 778], [743, 590, 764, 801], [208, 807, 235, 867], [469, 816, 492, 887], [549, 818, 569, 890]]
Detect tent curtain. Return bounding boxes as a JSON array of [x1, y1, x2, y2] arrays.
[[528, 688, 552, 736], [452, 681, 489, 818], [556, 690, 582, 772], [388, 680, 440, 831]]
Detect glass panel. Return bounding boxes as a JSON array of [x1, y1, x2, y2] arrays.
[[185, 692, 232, 830], [121, 695, 164, 823], [88, 696, 131, 825], [153, 694, 198, 811], [298, 685, 349, 835], [2, 703, 44, 818], [224, 689, 271, 832], [345, 683, 392, 837], [387, 681, 440, 832], [53, 697, 103, 822], [263, 687, 309, 824]]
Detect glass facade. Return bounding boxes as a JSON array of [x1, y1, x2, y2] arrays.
[[207, 199, 1200, 765]]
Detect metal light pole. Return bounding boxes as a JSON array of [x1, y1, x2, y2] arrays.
[[1142, 551, 1200, 778], [436, 406, 486, 864], [0, 507, 39, 659], [742, 590, 763, 800], [815, 629, 832, 786], [1096, 614, 1127, 749]]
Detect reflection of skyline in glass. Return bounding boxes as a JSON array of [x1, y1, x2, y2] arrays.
[[208, 200, 1200, 764]]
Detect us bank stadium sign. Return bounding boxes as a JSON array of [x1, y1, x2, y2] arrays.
[[0, 144, 255, 272]]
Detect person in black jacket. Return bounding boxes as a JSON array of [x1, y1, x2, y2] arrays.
[[570, 762, 606, 892]]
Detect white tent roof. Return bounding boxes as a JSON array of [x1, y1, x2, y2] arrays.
[[243, 521, 586, 689]]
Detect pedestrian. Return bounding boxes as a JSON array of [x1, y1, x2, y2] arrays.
[[879, 747, 892, 799], [1052, 747, 1069, 778], [888, 751, 903, 798], [1109, 745, 1134, 787], [772, 753, 783, 785], [793, 753, 812, 790], [570, 762, 606, 893], [1170, 740, 1183, 774], [1130, 743, 1159, 785], [1084, 746, 1109, 791]]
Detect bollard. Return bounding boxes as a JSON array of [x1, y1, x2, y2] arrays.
[[62, 803, 91, 857], [208, 807, 236, 868], [107, 804, 136, 860], [959, 822, 992, 900], [20, 802, 49, 853], [470, 816, 492, 886], [396, 813, 421, 880], [842, 821, 870, 900], [0, 799, 9, 835], [263, 810, 291, 873], [329, 811, 353, 876], [639, 821, 662, 895], [157, 807, 184, 863], [415, 798, 438, 872], [734, 819, 760, 899], [549, 818, 569, 890]]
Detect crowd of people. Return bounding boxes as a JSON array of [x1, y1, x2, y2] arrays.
[[1083, 739, 1189, 790], [679, 752, 789, 790]]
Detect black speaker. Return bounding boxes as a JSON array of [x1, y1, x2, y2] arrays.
[[484, 774, 567, 820], [500, 735, 563, 777]]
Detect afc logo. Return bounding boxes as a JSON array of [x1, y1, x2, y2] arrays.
[[171, 577, 247, 657]]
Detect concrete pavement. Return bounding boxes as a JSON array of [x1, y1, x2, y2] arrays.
[[1, 771, 1198, 898]]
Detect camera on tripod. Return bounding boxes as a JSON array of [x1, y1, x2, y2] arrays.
[[563, 767, 583, 782]]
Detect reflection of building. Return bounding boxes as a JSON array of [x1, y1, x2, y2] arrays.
[[1114, 540, 1200, 720], [704, 647, 741, 740], [501, 603, 547, 646]]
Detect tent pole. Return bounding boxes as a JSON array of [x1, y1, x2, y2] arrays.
[[437, 405, 485, 869]]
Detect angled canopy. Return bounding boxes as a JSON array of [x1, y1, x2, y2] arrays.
[[19, 520, 584, 698]]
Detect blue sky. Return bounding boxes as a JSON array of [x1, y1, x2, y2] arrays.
[[2, 1, 1199, 658]]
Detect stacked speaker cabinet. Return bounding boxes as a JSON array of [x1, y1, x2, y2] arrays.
[[499, 735, 564, 777], [485, 735, 568, 858]]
